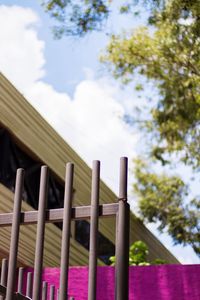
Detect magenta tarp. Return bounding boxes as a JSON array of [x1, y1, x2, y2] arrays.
[[23, 265, 200, 299]]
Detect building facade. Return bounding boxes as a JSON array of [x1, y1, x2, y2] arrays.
[[0, 73, 179, 266]]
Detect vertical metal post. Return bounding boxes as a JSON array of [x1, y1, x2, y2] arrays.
[[32, 166, 49, 300], [59, 163, 74, 300], [0, 258, 8, 300], [115, 213, 119, 293], [115, 157, 130, 300], [57, 289, 59, 300], [88, 160, 100, 300], [26, 272, 33, 298], [50, 285, 55, 300], [0, 258, 8, 286], [17, 267, 24, 294], [6, 168, 24, 300], [42, 281, 48, 300]]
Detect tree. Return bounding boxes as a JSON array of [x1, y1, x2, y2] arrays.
[[133, 159, 200, 255], [110, 240, 166, 266], [103, 0, 200, 167], [41, 1, 200, 256], [41, 0, 110, 37], [40, 0, 163, 37], [101, 0, 200, 256]]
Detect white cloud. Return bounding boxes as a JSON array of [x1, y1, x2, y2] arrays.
[[0, 5, 45, 91], [0, 5, 137, 193], [26, 79, 137, 192]]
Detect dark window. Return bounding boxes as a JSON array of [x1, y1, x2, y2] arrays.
[[0, 128, 64, 210], [75, 220, 115, 264]]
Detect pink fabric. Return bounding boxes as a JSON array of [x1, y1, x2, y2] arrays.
[[23, 265, 200, 299]]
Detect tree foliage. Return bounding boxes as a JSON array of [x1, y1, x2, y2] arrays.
[[41, 0, 164, 37], [41, 0, 110, 37], [102, 0, 200, 257], [134, 160, 200, 255], [103, 0, 200, 168], [110, 240, 166, 266]]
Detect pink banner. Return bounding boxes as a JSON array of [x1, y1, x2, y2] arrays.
[[23, 265, 200, 299]]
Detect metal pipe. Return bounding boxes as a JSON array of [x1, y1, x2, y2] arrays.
[[26, 272, 33, 298], [50, 285, 55, 300], [0, 258, 8, 286], [88, 160, 100, 300], [57, 288, 59, 300], [0, 258, 8, 300], [42, 281, 47, 300], [17, 267, 24, 294], [115, 212, 119, 294], [32, 166, 49, 300], [59, 163, 74, 300], [0, 203, 119, 227], [6, 168, 24, 300], [115, 157, 130, 300]]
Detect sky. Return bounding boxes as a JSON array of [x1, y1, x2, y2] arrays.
[[0, 1, 199, 264]]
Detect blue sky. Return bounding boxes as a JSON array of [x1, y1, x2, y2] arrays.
[[1, 0, 144, 95], [0, 0, 199, 264]]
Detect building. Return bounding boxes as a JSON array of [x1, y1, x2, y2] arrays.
[[0, 72, 179, 266]]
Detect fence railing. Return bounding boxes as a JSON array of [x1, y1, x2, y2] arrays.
[[0, 157, 130, 300]]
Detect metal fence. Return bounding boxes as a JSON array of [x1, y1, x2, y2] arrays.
[[0, 157, 130, 300]]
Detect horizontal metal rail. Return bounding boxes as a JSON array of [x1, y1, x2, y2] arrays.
[[0, 203, 119, 227]]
